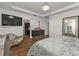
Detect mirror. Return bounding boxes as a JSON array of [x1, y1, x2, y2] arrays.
[[63, 16, 78, 37]]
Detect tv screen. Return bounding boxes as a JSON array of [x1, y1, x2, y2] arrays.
[[2, 13, 22, 26]]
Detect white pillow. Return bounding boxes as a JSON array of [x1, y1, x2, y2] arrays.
[[8, 33, 16, 40]]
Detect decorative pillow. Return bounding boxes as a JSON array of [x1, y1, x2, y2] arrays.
[[8, 33, 17, 40]]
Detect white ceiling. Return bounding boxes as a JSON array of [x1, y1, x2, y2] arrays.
[[0, 2, 78, 17]]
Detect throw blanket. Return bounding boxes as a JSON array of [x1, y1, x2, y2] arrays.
[[27, 36, 79, 56]]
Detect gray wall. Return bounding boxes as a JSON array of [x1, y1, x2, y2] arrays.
[[49, 8, 79, 38], [0, 8, 49, 36]]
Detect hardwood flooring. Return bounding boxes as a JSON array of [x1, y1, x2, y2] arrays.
[[10, 36, 32, 56], [10, 35, 48, 56]]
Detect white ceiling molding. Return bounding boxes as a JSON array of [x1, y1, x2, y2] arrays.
[[12, 6, 44, 17], [43, 3, 79, 16], [12, 3, 79, 17]]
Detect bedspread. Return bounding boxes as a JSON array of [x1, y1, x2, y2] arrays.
[[27, 36, 79, 56]]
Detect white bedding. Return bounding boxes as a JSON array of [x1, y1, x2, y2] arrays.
[[0, 35, 6, 56], [27, 36, 79, 56]]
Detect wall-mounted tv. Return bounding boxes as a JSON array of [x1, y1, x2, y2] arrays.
[[2, 13, 22, 26]]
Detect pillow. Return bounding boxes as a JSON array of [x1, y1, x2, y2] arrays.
[[8, 33, 17, 40]]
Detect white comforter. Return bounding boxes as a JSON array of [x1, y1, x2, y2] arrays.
[[27, 36, 79, 56], [0, 35, 6, 56]]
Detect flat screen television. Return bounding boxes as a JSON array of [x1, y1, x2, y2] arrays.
[[2, 13, 22, 26]]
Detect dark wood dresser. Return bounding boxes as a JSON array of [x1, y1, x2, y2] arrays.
[[32, 30, 44, 37]]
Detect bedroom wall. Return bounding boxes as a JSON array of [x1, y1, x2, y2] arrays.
[[0, 8, 49, 36], [49, 8, 79, 38]]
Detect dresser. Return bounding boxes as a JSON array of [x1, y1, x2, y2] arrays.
[[32, 30, 44, 37]]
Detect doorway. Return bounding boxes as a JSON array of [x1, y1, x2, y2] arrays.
[[24, 20, 30, 37]]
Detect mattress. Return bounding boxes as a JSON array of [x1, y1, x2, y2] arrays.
[[27, 36, 79, 56]]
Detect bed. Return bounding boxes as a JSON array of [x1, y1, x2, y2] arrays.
[[27, 36, 79, 56], [0, 34, 6, 56]]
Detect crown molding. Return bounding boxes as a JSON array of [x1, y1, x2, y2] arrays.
[[12, 3, 79, 17], [12, 6, 44, 17], [43, 3, 79, 16]]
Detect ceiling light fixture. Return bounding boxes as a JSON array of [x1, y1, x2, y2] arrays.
[[42, 2, 50, 11]]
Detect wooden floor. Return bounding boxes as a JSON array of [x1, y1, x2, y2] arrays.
[[10, 36, 32, 56], [10, 35, 48, 56]]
